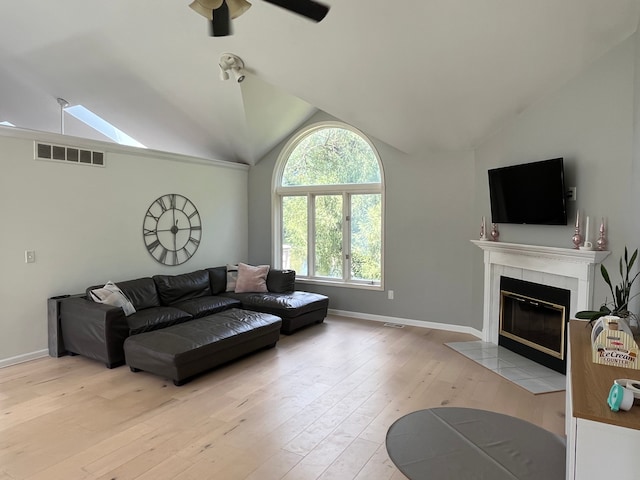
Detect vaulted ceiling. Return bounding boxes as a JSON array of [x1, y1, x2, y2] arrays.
[[1, 1, 639, 165]]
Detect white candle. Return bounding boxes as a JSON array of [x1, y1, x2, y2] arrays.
[[575, 210, 580, 229], [585, 216, 590, 243]]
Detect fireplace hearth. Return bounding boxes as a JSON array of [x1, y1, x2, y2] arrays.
[[499, 277, 570, 374]]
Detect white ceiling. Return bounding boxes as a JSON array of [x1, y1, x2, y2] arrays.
[[1, 1, 639, 165]]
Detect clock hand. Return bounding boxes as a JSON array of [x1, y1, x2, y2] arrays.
[[173, 219, 179, 253], [155, 227, 192, 232]]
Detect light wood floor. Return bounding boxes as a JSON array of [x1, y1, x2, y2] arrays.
[[0, 315, 566, 480]]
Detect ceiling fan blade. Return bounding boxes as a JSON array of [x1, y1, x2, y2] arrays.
[[210, 0, 232, 36], [262, 0, 329, 22]]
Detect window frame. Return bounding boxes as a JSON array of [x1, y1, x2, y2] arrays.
[[272, 121, 385, 290]]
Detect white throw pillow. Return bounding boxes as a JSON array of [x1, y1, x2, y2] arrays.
[[226, 264, 239, 292], [90, 281, 136, 316]]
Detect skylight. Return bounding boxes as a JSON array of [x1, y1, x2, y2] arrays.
[[0, 121, 15, 127], [64, 105, 146, 148]]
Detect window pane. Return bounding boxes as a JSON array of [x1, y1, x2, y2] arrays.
[[315, 195, 343, 278], [282, 128, 381, 186], [282, 196, 308, 276], [350, 194, 382, 282]]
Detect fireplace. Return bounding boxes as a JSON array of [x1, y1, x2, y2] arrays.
[[499, 277, 570, 374]]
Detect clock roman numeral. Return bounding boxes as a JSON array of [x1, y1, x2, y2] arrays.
[[188, 236, 200, 248], [147, 239, 161, 251], [158, 196, 169, 212], [143, 228, 156, 236], [158, 247, 168, 264], [146, 211, 160, 221], [168, 194, 176, 209]]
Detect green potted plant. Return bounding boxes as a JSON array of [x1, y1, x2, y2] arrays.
[[576, 246, 639, 324]]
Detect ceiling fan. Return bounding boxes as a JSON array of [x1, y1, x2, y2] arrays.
[[189, 0, 330, 37]]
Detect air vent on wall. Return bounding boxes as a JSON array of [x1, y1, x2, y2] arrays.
[[34, 141, 105, 167]]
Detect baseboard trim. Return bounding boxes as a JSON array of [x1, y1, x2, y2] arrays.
[[328, 309, 483, 338], [0, 349, 48, 369], [0, 314, 482, 369]]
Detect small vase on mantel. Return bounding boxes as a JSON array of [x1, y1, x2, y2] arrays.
[[490, 223, 499, 241], [571, 210, 582, 249], [597, 218, 607, 251]]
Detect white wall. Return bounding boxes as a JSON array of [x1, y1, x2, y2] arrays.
[[0, 129, 249, 365], [248, 111, 477, 330], [473, 33, 638, 321]]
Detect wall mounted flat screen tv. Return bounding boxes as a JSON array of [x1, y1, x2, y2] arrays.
[[488, 158, 568, 225]]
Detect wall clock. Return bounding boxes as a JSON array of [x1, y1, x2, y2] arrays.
[[143, 193, 202, 266]]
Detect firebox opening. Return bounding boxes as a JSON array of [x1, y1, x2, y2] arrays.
[[499, 277, 570, 374]]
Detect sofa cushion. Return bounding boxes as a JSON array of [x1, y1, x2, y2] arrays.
[[235, 263, 270, 293], [266, 269, 296, 293], [223, 291, 329, 318], [207, 266, 227, 294], [153, 270, 211, 306], [127, 306, 193, 335], [87, 277, 160, 311], [171, 296, 242, 319]]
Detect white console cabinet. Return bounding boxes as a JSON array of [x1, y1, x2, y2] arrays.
[[566, 320, 640, 479]]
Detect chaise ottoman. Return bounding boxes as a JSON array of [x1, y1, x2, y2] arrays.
[[223, 291, 329, 334], [123, 308, 282, 385]]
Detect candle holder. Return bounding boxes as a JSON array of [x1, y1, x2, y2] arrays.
[[597, 218, 607, 251], [480, 219, 488, 240], [490, 223, 499, 241], [572, 226, 582, 249], [572, 210, 582, 249]]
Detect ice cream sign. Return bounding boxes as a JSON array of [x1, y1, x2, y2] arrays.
[[591, 316, 640, 369]]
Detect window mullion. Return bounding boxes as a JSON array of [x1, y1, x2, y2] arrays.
[[344, 192, 351, 282], [308, 193, 315, 278]]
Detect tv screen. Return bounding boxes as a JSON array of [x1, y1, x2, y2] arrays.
[[488, 158, 568, 225]]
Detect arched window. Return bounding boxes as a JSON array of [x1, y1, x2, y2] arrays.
[[273, 122, 384, 288]]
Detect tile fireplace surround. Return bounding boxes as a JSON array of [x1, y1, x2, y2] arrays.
[[472, 240, 610, 344]]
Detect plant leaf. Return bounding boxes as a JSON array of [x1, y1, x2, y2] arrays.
[[619, 256, 623, 277], [575, 310, 605, 320], [616, 285, 624, 308], [629, 249, 638, 271], [601, 265, 613, 288]]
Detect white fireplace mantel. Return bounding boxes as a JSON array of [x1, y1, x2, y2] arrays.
[[472, 240, 610, 343]]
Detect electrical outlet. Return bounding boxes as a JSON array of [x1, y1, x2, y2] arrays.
[[25, 250, 35, 263], [388, 290, 394, 300], [567, 187, 577, 201]]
